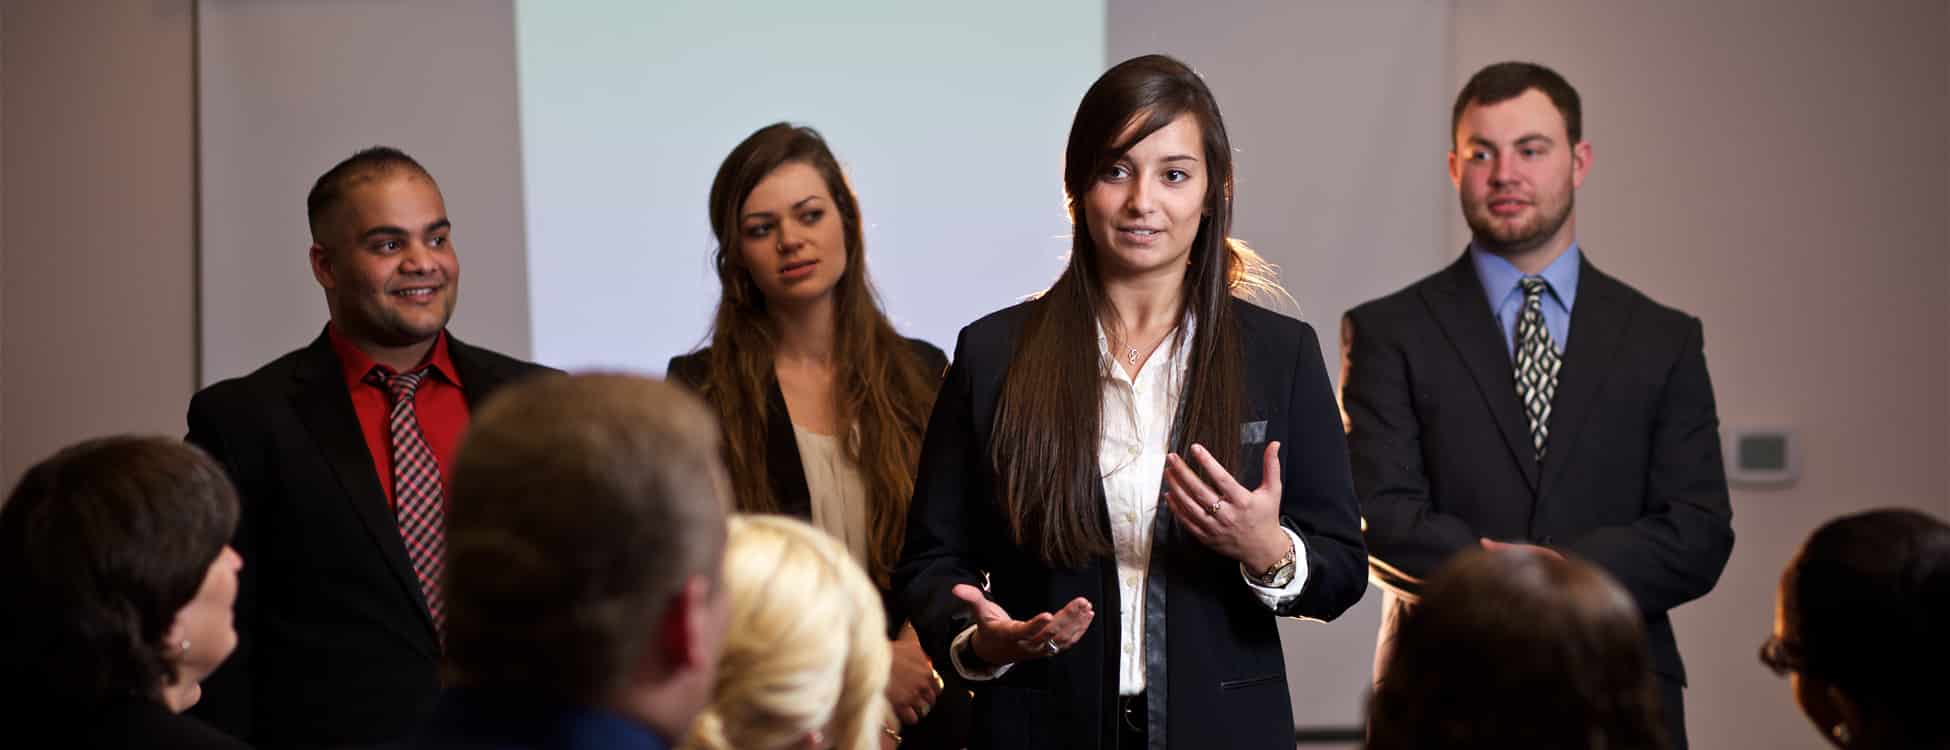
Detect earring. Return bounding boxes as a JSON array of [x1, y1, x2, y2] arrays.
[[1831, 724, 1851, 745], [179, 640, 191, 656]]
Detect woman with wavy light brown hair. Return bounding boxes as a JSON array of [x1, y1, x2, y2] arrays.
[[1366, 547, 1669, 750], [894, 54, 1366, 749], [686, 515, 892, 750], [668, 122, 962, 747]]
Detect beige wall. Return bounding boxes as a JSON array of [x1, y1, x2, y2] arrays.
[[0, 1, 197, 488], [1453, 1, 1950, 747], [196, 0, 530, 384]]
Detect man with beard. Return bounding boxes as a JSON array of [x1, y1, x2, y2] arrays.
[[186, 147, 552, 748], [1341, 62, 1733, 749]]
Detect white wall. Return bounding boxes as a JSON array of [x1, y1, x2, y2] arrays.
[[196, 0, 531, 384], [1, 0, 197, 488], [1109, 0, 1455, 736], [514, 0, 1103, 372], [1450, 1, 1950, 747]]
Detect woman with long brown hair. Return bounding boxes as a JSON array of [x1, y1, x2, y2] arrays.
[[894, 55, 1366, 749], [667, 122, 964, 748]]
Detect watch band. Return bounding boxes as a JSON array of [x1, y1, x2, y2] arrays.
[[1253, 534, 1297, 586]]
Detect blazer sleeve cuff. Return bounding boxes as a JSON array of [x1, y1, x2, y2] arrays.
[[1240, 526, 1310, 610], [949, 625, 1013, 681]]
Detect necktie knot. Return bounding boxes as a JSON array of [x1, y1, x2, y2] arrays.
[[366, 367, 429, 402], [1519, 276, 1550, 300]]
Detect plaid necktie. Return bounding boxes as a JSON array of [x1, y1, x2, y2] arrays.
[[366, 367, 447, 634], [1514, 277, 1562, 461]]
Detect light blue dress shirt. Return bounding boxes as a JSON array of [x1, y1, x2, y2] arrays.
[[1471, 242, 1581, 360]]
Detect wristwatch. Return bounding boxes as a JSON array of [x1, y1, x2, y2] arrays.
[[1250, 535, 1297, 587]]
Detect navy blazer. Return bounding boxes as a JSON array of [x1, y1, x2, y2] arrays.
[[187, 328, 554, 748], [894, 297, 1367, 750], [404, 690, 670, 750]]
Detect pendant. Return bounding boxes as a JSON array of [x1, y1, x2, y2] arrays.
[[1127, 347, 1139, 365]]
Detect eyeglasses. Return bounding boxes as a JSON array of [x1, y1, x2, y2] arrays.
[[1758, 634, 1806, 677]]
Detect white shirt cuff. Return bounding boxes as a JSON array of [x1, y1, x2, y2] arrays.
[[1240, 526, 1309, 611], [949, 625, 1014, 681]]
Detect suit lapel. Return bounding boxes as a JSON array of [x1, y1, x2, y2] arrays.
[[763, 375, 815, 519], [1535, 259, 1632, 503], [288, 332, 440, 648], [1421, 254, 1540, 491], [447, 334, 510, 408]]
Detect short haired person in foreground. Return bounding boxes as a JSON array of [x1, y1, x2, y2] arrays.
[[1366, 547, 1668, 750], [410, 373, 730, 750], [0, 437, 248, 749], [1764, 509, 1950, 749], [895, 54, 1367, 749], [686, 515, 894, 750], [1343, 61, 1733, 748], [187, 146, 553, 747]]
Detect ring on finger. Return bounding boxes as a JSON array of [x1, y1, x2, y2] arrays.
[[1045, 638, 1060, 655], [1206, 501, 1221, 515]]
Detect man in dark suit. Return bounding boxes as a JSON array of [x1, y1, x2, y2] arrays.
[[187, 147, 551, 748], [1342, 62, 1734, 749]]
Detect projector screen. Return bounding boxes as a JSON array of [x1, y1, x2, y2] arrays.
[[515, 1, 1108, 372]]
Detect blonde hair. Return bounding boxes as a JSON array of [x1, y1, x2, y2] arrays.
[[686, 515, 891, 750]]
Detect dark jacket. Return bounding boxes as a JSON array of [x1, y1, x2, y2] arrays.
[[186, 328, 553, 749], [20, 698, 254, 750], [404, 690, 670, 750], [666, 336, 965, 748], [1343, 252, 1735, 743], [895, 298, 1368, 750]]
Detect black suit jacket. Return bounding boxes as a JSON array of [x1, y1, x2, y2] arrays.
[[1343, 252, 1735, 685], [186, 328, 552, 749], [666, 338, 971, 750], [894, 298, 1367, 750]]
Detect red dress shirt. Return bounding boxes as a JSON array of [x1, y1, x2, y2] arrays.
[[328, 325, 469, 509]]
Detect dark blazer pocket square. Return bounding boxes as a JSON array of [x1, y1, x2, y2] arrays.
[[1240, 420, 1268, 444]]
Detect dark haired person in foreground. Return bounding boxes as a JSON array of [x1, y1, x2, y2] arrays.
[[667, 122, 961, 747], [410, 374, 730, 750], [1765, 509, 1950, 749], [896, 54, 1366, 749], [187, 146, 552, 747], [1, 437, 248, 749], [1343, 61, 1734, 748], [1366, 547, 1668, 750]]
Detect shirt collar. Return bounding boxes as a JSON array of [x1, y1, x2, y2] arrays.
[[327, 323, 462, 390], [1469, 241, 1582, 312]]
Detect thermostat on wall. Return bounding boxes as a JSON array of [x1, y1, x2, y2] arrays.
[[1725, 426, 1798, 486]]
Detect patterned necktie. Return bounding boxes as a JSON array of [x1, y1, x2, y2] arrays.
[[1514, 277, 1562, 461], [366, 367, 447, 634]]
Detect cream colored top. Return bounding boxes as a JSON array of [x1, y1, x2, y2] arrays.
[[792, 425, 871, 566]]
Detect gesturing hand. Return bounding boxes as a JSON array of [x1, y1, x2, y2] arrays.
[[1163, 441, 1293, 574], [951, 584, 1094, 667]]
